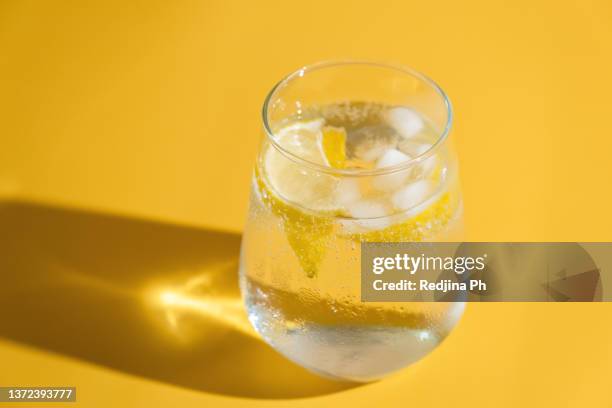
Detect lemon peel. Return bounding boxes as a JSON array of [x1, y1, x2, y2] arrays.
[[255, 165, 334, 278], [320, 126, 347, 169]]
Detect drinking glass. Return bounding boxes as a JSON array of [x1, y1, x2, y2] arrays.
[[239, 61, 464, 382]]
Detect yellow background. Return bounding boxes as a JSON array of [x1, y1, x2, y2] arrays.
[[0, 0, 611, 407]]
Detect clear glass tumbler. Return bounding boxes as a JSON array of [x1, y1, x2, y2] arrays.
[[239, 61, 464, 382]]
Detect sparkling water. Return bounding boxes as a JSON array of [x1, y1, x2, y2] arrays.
[[240, 102, 464, 382]]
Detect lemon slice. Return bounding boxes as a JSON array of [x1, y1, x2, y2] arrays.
[[258, 119, 341, 277], [255, 166, 333, 278], [264, 119, 340, 212], [321, 126, 347, 169]]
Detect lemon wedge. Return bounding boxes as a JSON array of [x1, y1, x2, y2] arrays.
[[258, 119, 341, 277], [321, 126, 347, 169], [255, 166, 333, 278]]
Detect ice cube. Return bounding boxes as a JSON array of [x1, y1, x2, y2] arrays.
[[346, 125, 399, 162], [391, 180, 432, 211], [371, 149, 412, 191], [385, 107, 424, 139], [346, 200, 388, 218], [398, 140, 429, 156], [398, 140, 438, 176], [376, 148, 411, 168], [335, 178, 361, 206], [342, 200, 392, 232], [418, 156, 438, 178], [361, 145, 390, 162]]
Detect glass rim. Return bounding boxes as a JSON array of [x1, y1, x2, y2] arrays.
[[261, 60, 454, 177]]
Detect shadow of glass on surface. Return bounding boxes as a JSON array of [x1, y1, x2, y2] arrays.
[[0, 200, 357, 399]]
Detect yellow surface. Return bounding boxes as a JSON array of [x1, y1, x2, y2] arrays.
[[0, 0, 611, 407]]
